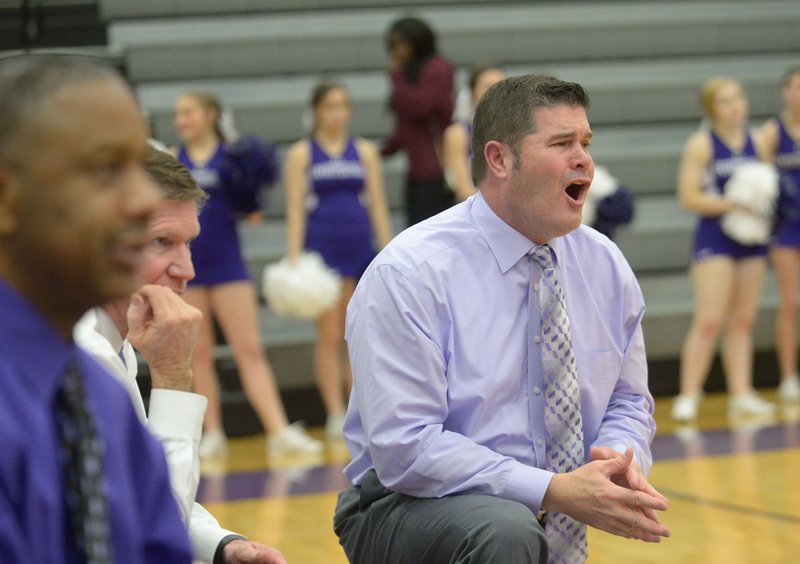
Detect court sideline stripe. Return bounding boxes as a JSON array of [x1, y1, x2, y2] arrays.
[[656, 487, 800, 524]]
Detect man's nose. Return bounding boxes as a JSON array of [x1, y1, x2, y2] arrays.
[[571, 144, 593, 171], [168, 246, 195, 282]]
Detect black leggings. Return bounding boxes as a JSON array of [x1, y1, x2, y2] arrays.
[[405, 177, 455, 227]]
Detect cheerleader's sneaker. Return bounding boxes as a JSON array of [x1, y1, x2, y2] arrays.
[[267, 423, 324, 456], [728, 392, 777, 418], [199, 430, 228, 459], [778, 377, 800, 403], [671, 393, 702, 422]]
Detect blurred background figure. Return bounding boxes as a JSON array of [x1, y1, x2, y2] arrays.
[[173, 90, 322, 457], [672, 77, 776, 422], [761, 67, 800, 403], [443, 64, 505, 202], [284, 81, 392, 439], [382, 16, 455, 226], [581, 165, 636, 241]]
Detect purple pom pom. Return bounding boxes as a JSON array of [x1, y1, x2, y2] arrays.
[[219, 136, 279, 214]]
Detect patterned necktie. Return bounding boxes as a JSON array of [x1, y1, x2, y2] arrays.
[[530, 245, 588, 564], [56, 360, 113, 564]]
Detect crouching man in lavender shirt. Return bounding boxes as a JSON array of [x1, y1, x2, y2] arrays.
[[334, 75, 670, 564]]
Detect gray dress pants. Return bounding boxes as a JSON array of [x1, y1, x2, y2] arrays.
[[333, 469, 547, 564]]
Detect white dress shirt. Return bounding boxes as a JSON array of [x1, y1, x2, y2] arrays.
[[75, 309, 235, 563]]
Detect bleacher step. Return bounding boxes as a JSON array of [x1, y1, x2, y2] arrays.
[[137, 53, 795, 148], [108, 1, 800, 81]]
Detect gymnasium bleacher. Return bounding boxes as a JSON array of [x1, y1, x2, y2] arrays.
[[5, 0, 800, 433]]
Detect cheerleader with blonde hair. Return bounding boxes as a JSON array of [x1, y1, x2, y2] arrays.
[[672, 77, 777, 421]]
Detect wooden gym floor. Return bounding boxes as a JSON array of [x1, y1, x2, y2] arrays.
[[198, 391, 800, 563]]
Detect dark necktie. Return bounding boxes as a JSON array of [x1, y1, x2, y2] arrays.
[[530, 245, 588, 564], [56, 359, 113, 563]]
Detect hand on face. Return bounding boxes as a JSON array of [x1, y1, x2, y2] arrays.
[[223, 539, 288, 564], [386, 33, 412, 71], [126, 284, 201, 391], [542, 447, 671, 543]]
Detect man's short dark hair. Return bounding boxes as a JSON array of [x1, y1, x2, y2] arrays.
[[0, 54, 122, 161], [144, 145, 207, 209], [471, 75, 591, 184]]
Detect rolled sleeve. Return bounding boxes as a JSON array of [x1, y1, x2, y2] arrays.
[[147, 389, 207, 524], [148, 393, 242, 563], [148, 389, 206, 442]]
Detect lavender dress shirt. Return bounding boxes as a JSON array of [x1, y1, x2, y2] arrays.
[[343, 193, 655, 513]]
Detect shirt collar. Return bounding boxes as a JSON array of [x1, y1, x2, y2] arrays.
[[93, 308, 125, 355], [470, 192, 565, 273], [0, 277, 75, 401]]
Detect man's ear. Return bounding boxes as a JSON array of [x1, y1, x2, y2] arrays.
[[0, 166, 20, 236], [483, 140, 512, 180]]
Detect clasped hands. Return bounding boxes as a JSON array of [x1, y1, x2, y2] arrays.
[[542, 446, 671, 543]]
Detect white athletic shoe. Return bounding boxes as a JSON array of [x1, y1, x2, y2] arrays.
[[778, 377, 800, 403], [728, 391, 777, 418], [199, 430, 228, 459], [671, 393, 702, 422], [267, 423, 324, 456], [325, 412, 346, 440]]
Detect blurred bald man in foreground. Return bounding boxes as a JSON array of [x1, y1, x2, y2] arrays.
[[0, 54, 191, 562]]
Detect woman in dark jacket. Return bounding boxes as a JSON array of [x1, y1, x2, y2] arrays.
[[383, 17, 455, 226]]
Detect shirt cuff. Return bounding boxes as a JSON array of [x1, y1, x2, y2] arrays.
[[148, 389, 207, 441], [190, 504, 236, 562], [606, 441, 650, 474], [502, 462, 555, 514], [607, 442, 629, 456], [214, 534, 247, 564]]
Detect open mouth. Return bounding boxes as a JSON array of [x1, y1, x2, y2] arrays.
[[565, 182, 587, 201]]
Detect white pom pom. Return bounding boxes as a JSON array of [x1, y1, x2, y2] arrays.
[[589, 166, 618, 200], [262, 253, 342, 319], [721, 162, 779, 245], [724, 161, 779, 214], [582, 165, 618, 226]]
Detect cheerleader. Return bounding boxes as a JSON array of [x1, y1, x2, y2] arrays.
[[443, 64, 505, 201], [173, 91, 322, 456], [672, 77, 776, 421], [283, 82, 392, 437], [761, 67, 800, 402]]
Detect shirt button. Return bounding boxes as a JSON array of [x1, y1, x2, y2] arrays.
[[534, 283, 540, 292], [533, 386, 542, 395], [536, 438, 544, 447], [534, 335, 541, 344]]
